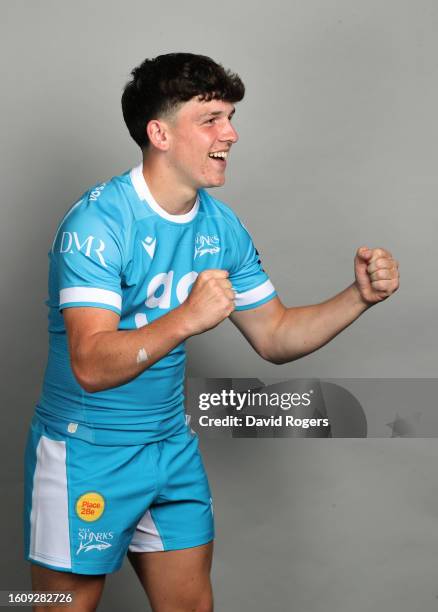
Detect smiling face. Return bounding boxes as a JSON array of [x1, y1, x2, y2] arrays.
[[163, 96, 239, 190]]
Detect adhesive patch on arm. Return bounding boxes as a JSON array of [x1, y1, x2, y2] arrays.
[[136, 348, 149, 364]]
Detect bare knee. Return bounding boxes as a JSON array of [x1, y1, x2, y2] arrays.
[[30, 563, 105, 612], [148, 581, 213, 612], [152, 595, 213, 612], [178, 588, 213, 612], [193, 594, 213, 612]]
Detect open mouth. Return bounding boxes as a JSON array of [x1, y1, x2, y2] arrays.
[[208, 151, 228, 165]]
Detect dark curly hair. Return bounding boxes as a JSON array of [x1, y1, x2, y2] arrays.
[[121, 53, 245, 149]]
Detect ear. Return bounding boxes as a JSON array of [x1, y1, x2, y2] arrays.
[[146, 119, 171, 151]]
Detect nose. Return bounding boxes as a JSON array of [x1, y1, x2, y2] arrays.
[[220, 119, 239, 144]]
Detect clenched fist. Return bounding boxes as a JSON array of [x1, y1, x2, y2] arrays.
[[179, 269, 235, 336], [354, 246, 399, 305]]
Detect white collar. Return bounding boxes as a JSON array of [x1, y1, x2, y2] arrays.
[[130, 163, 200, 223]]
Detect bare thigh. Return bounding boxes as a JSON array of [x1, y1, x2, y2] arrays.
[[30, 563, 106, 612], [127, 541, 214, 612]]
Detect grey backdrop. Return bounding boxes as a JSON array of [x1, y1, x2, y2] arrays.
[[1, 0, 437, 610]]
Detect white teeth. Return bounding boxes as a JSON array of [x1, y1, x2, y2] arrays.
[[209, 151, 228, 159]]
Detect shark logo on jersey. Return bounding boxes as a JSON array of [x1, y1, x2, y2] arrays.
[[76, 528, 114, 555], [142, 236, 156, 259], [194, 233, 220, 259]]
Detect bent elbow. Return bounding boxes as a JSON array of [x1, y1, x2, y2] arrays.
[[258, 345, 287, 365], [267, 355, 286, 365], [80, 380, 101, 394], [71, 360, 101, 394], [262, 353, 289, 365], [258, 344, 300, 365]]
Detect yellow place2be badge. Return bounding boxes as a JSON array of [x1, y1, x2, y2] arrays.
[[76, 491, 105, 522]]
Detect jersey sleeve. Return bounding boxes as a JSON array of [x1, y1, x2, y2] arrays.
[[229, 218, 276, 311], [51, 195, 125, 315]]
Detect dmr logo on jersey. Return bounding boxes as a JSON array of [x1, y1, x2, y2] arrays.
[[194, 233, 220, 259], [59, 231, 107, 267], [76, 528, 114, 555]]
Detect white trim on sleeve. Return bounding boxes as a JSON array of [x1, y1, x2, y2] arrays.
[[59, 287, 122, 310], [234, 280, 275, 307]]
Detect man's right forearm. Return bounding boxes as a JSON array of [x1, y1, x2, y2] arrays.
[[72, 306, 193, 393]]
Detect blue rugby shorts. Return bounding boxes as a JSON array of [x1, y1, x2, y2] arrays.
[[23, 416, 214, 575]]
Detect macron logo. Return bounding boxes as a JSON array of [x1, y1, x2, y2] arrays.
[[142, 236, 156, 259]]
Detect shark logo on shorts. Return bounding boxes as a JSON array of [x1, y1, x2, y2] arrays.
[[76, 528, 114, 555]]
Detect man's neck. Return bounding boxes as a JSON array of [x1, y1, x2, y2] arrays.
[[142, 156, 197, 216]]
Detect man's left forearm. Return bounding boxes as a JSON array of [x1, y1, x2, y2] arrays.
[[267, 282, 370, 364]]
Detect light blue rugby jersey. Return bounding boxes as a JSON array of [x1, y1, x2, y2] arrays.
[[36, 163, 276, 444]]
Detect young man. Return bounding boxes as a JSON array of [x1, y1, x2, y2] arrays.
[[24, 53, 399, 611]]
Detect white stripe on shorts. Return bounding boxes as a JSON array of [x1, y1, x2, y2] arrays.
[[128, 509, 164, 552], [29, 436, 71, 569]]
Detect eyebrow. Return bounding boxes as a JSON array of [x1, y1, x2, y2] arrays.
[[200, 107, 236, 119]]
